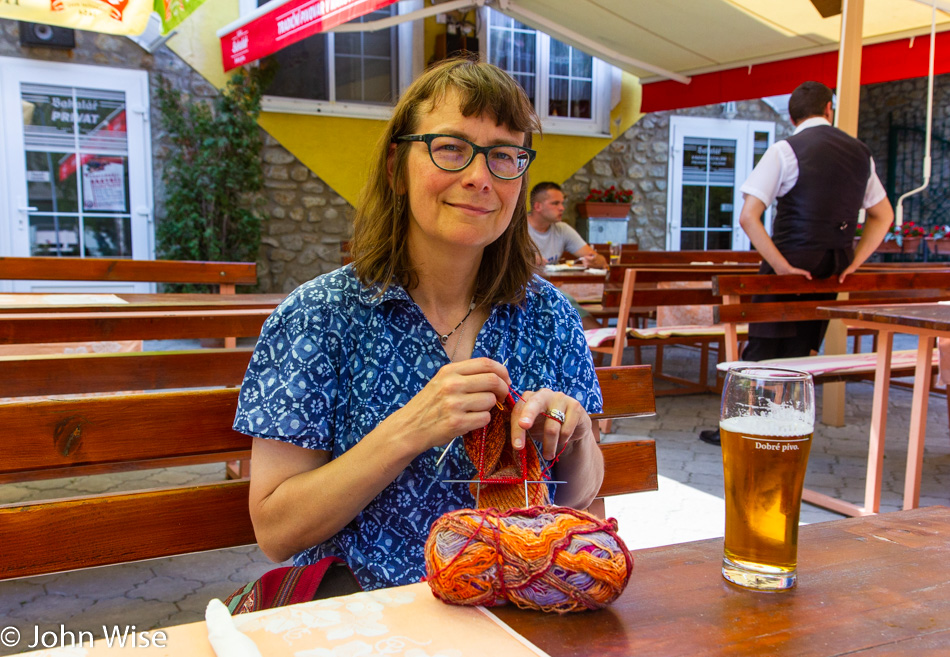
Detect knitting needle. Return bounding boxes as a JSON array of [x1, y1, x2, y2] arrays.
[[434, 435, 459, 469]]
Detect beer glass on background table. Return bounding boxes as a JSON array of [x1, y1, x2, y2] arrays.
[[720, 366, 814, 591]]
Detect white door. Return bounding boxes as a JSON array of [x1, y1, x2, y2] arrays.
[[668, 116, 774, 251], [0, 57, 154, 292]]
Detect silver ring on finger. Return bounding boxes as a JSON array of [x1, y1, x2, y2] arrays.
[[546, 408, 566, 424]]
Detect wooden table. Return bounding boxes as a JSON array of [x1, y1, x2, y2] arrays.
[[494, 506, 950, 656], [15, 507, 947, 656], [818, 303, 948, 514], [539, 267, 609, 305]]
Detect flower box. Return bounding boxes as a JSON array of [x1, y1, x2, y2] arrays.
[[925, 237, 948, 256], [576, 202, 631, 220], [874, 237, 921, 254]]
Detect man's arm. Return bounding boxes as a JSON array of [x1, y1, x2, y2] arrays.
[[738, 195, 812, 279], [838, 197, 895, 282], [574, 244, 607, 269]]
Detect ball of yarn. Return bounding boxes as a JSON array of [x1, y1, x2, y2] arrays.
[[424, 505, 633, 613]]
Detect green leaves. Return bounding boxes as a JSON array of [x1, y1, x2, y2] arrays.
[[155, 66, 274, 289]]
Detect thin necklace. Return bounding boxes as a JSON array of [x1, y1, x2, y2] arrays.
[[410, 294, 476, 356]]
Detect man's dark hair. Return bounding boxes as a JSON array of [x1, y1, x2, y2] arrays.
[[530, 181, 562, 206], [788, 81, 834, 123]]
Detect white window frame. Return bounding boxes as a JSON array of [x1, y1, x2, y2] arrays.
[[479, 7, 616, 137], [667, 116, 775, 251], [240, 0, 423, 119]]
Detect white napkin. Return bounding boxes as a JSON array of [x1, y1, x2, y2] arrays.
[[586, 268, 608, 275], [206, 598, 263, 657]]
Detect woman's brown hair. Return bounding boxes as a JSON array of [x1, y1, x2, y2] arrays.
[[350, 57, 542, 305]]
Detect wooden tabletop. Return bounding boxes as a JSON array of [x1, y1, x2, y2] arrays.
[[819, 302, 950, 333], [492, 506, 950, 657], [539, 267, 609, 284]]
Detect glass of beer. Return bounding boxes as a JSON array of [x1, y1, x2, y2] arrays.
[[720, 366, 814, 591]]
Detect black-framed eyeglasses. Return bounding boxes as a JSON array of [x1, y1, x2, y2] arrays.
[[395, 133, 536, 180]]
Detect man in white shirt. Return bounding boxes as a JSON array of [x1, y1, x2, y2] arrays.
[[700, 81, 893, 446], [527, 182, 608, 269], [738, 81, 893, 361]]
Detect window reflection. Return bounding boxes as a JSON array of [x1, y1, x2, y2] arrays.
[[20, 83, 131, 259]]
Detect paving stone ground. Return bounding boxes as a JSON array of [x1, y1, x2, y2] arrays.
[[1, 339, 947, 655]]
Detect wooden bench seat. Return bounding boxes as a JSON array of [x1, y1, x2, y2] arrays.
[[0, 366, 657, 581]]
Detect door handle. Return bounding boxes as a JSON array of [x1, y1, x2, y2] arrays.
[[17, 206, 38, 212]]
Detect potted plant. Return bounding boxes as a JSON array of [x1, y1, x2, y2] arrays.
[[154, 66, 272, 291], [576, 186, 635, 219]]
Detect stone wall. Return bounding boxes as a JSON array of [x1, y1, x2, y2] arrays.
[[858, 73, 950, 198], [562, 100, 791, 250], [257, 135, 352, 293]]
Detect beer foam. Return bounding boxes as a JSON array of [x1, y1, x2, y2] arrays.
[[720, 414, 813, 437]]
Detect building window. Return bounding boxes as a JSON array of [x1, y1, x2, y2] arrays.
[[243, 0, 418, 118], [484, 8, 613, 135]]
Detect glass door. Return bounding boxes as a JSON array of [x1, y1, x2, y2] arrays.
[[668, 116, 774, 251], [0, 57, 153, 292]]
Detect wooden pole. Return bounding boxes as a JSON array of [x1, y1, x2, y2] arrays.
[[823, 0, 865, 427]]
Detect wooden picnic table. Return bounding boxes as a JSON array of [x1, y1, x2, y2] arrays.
[[818, 302, 950, 513]]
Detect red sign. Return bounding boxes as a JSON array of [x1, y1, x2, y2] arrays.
[[219, 0, 397, 72]]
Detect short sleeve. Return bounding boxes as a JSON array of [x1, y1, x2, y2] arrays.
[[233, 290, 342, 450], [740, 141, 790, 207], [560, 223, 589, 256], [538, 283, 603, 414], [863, 158, 887, 209]]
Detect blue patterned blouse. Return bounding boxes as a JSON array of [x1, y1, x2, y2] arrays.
[[233, 265, 603, 590]]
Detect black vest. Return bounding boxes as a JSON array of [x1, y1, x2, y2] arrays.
[[772, 125, 871, 252]]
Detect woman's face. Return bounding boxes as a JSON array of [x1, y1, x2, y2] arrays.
[[402, 89, 526, 260]]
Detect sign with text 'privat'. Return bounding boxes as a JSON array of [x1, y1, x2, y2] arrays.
[[218, 0, 397, 72]]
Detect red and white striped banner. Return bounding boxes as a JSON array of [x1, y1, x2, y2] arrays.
[[218, 0, 397, 72]]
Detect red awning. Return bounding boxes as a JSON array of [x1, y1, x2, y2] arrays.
[[641, 32, 950, 113], [218, 0, 398, 72]]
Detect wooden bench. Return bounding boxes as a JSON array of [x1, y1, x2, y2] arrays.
[[713, 271, 950, 517], [0, 256, 257, 294], [0, 365, 656, 580], [713, 272, 950, 367]]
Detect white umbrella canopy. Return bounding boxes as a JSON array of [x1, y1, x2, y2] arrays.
[[496, 0, 950, 83]]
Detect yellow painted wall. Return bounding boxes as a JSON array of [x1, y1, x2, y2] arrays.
[[166, 0, 643, 205]]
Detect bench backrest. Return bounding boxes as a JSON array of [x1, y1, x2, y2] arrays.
[[601, 266, 729, 311], [0, 256, 257, 294], [0, 308, 271, 345], [713, 271, 950, 361], [0, 365, 656, 581], [620, 249, 761, 265]]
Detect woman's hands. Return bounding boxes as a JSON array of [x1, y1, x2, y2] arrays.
[[387, 357, 512, 453], [510, 388, 595, 461]]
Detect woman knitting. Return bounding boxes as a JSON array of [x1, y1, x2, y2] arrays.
[[233, 58, 604, 593]]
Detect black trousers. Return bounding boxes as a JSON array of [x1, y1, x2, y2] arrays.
[[741, 248, 852, 362]]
